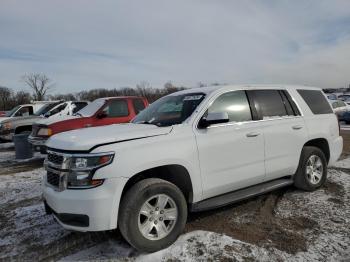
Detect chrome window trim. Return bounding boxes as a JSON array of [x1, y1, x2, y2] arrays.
[[194, 88, 305, 131], [206, 115, 304, 129]]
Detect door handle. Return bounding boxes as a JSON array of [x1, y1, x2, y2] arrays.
[[292, 125, 303, 130], [85, 124, 92, 128], [246, 132, 260, 137]]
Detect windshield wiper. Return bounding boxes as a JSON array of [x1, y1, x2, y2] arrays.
[[74, 112, 83, 117], [135, 120, 158, 126]]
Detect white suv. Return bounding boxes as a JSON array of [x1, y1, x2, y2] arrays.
[[43, 85, 343, 252]]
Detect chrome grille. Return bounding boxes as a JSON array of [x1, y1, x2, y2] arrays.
[[47, 171, 60, 187], [47, 152, 64, 166]]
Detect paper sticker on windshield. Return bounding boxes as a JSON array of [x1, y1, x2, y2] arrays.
[[184, 95, 203, 101]]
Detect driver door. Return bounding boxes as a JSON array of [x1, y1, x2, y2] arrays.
[[194, 90, 265, 199]]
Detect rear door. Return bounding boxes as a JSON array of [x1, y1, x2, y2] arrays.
[[247, 89, 308, 181]]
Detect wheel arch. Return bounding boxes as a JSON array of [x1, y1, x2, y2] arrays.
[[304, 138, 330, 163], [15, 125, 32, 134], [121, 164, 194, 204]]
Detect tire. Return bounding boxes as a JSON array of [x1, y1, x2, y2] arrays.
[[118, 178, 187, 252], [294, 146, 327, 191]]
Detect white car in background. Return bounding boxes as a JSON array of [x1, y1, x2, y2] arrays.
[[329, 99, 350, 115], [43, 101, 89, 118]]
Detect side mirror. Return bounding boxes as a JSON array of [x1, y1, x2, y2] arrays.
[[199, 112, 229, 128], [96, 111, 107, 119]]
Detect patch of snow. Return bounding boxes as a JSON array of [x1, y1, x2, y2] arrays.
[[0, 151, 15, 162], [340, 124, 350, 131], [0, 168, 44, 205], [0, 203, 70, 259], [0, 142, 14, 149], [0, 151, 44, 163], [331, 157, 350, 169]]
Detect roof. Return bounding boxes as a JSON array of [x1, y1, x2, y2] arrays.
[[172, 84, 322, 96], [102, 96, 145, 100]]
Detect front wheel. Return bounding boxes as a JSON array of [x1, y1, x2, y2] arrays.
[[118, 178, 187, 252], [294, 146, 327, 191]]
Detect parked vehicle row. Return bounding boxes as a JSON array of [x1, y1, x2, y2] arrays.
[[42, 85, 342, 252], [29, 96, 148, 153], [328, 99, 350, 124], [0, 101, 89, 141]]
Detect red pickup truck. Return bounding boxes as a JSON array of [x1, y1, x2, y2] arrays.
[[28, 96, 148, 152]]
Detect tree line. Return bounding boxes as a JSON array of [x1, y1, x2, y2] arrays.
[[0, 74, 188, 111]]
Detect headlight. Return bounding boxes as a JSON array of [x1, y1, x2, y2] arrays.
[[71, 154, 114, 170], [67, 152, 114, 189], [37, 127, 53, 136], [3, 122, 12, 130]]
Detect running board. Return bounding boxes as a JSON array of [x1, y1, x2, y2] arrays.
[[191, 178, 293, 212]]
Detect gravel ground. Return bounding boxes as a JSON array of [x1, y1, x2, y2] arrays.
[[0, 131, 349, 261]]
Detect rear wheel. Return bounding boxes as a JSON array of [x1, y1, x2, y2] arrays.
[[294, 146, 327, 191], [118, 178, 187, 252]]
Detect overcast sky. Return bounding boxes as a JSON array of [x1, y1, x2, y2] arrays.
[[1, 0, 350, 93]]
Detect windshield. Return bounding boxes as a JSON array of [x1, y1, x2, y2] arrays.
[[132, 93, 205, 127], [34, 102, 60, 116], [76, 98, 106, 117], [6, 105, 21, 117]]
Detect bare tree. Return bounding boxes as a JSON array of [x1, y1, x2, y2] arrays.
[[21, 73, 53, 101], [0, 86, 12, 110]]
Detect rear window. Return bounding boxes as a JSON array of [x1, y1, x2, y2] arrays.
[[297, 90, 333, 114], [73, 102, 88, 113]]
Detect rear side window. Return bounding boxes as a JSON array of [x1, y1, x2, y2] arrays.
[[297, 90, 333, 114], [132, 99, 146, 114], [208, 90, 252, 122], [249, 90, 289, 119]]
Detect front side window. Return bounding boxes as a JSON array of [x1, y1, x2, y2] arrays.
[[207, 90, 252, 122], [132, 93, 205, 127], [102, 100, 129, 117], [249, 90, 288, 119]]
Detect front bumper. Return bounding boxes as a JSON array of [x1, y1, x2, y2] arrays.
[[0, 129, 13, 141], [43, 174, 128, 231]]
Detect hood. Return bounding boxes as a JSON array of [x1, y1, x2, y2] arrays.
[[46, 123, 172, 151], [0, 117, 11, 123], [0, 115, 42, 124], [35, 115, 80, 126]]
